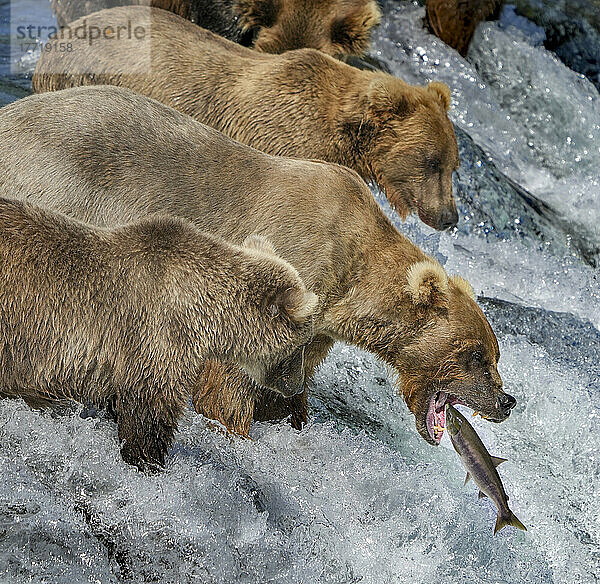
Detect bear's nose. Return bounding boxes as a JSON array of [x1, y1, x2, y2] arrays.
[[498, 392, 516, 412], [438, 207, 458, 230]]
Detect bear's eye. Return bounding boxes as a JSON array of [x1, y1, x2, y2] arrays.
[[469, 351, 484, 366], [425, 156, 441, 174]]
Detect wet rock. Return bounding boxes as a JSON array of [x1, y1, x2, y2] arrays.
[[479, 295, 600, 382], [453, 125, 599, 266], [511, 0, 600, 91]]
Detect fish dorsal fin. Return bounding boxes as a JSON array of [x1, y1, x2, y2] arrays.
[[478, 490, 487, 499], [491, 456, 508, 467], [464, 472, 471, 485]]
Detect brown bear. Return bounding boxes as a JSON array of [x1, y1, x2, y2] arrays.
[[425, 0, 504, 56], [0, 196, 318, 470], [50, 0, 381, 58], [32, 6, 460, 231], [0, 86, 516, 446]]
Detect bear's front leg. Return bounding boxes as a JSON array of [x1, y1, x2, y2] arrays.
[[193, 360, 259, 437], [193, 360, 306, 433], [254, 335, 334, 427], [252, 388, 308, 429], [194, 335, 334, 434], [116, 391, 183, 472]]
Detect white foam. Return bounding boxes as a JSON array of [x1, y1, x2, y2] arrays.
[[1, 325, 598, 583], [373, 1, 600, 249]]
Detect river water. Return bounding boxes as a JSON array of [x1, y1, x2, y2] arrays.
[[0, 1, 598, 583]]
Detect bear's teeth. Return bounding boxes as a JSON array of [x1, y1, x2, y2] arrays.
[[435, 391, 447, 411]]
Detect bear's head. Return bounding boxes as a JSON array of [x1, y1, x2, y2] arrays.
[[236, 0, 381, 57], [363, 77, 460, 231], [236, 235, 318, 397], [332, 255, 514, 445], [398, 261, 515, 444]]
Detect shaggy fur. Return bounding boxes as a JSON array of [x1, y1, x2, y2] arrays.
[[50, 0, 381, 57], [0, 195, 317, 470], [0, 86, 513, 446], [32, 6, 459, 231], [426, 0, 504, 56]]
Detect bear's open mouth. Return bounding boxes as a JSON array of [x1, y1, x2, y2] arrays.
[[426, 391, 463, 443]]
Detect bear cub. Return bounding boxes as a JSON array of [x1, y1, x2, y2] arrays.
[[0, 197, 317, 470]]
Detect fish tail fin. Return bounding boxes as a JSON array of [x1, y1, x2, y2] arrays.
[[494, 509, 527, 535]]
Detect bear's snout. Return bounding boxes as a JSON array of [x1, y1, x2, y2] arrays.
[[496, 391, 517, 415], [437, 206, 459, 231], [416, 199, 458, 231], [262, 346, 307, 397]]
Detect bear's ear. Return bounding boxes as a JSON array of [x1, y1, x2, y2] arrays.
[[405, 260, 449, 308], [268, 287, 319, 323], [236, 0, 280, 31], [242, 234, 278, 256], [450, 275, 475, 300], [331, 1, 382, 56], [427, 81, 452, 111], [367, 77, 416, 123]]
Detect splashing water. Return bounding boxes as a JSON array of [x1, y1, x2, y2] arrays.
[[0, 1, 599, 583], [373, 1, 600, 254], [1, 329, 598, 583]]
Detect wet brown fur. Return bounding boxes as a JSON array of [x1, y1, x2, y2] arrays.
[[50, 0, 381, 57], [0, 196, 318, 470], [426, 0, 504, 56], [32, 6, 459, 231], [0, 86, 508, 445], [238, 0, 381, 56]]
